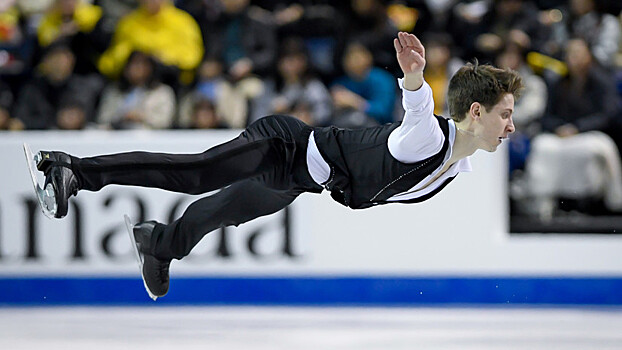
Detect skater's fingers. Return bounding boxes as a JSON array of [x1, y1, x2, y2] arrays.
[[411, 33, 424, 49], [398, 32, 408, 49], [404, 33, 416, 48], [402, 32, 413, 48], [394, 38, 403, 53]]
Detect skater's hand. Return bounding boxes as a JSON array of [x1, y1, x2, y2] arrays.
[[395, 32, 425, 75], [394, 32, 425, 91]]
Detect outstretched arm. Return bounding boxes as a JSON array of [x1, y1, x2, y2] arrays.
[[388, 32, 444, 163], [394, 32, 426, 91]]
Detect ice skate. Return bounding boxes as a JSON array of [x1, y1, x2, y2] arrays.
[[124, 215, 171, 300], [23, 144, 79, 219]]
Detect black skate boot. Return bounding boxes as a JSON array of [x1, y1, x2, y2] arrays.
[[131, 220, 171, 299], [34, 150, 79, 219]]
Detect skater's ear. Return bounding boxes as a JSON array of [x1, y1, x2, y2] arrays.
[[469, 102, 482, 121]]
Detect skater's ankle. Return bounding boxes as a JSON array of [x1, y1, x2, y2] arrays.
[[66, 155, 84, 190]]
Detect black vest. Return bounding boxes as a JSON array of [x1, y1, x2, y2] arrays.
[[313, 115, 456, 209]]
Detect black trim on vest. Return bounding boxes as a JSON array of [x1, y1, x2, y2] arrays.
[[313, 115, 455, 209]]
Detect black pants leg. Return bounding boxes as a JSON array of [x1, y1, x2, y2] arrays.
[[68, 115, 322, 260], [152, 175, 303, 260], [72, 117, 302, 194]]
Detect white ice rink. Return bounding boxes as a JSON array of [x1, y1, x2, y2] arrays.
[[1, 306, 622, 350]]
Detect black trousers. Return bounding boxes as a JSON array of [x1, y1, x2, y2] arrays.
[[70, 115, 323, 260]]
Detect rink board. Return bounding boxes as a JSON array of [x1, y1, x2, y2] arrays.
[[1, 131, 622, 305]]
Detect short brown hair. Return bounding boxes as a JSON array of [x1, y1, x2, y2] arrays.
[[447, 60, 523, 122]]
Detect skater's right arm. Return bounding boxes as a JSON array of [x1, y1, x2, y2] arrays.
[[388, 32, 445, 163], [394, 32, 425, 91]]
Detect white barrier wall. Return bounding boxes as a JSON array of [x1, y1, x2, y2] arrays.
[[1, 130, 622, 278]]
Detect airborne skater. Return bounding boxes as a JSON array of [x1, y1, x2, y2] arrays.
[[24, 32, 522, 300]]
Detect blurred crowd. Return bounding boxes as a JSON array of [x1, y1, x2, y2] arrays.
[[1, 0, 622, 218]]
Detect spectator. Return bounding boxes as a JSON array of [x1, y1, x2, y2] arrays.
[[252, 37, 332, 126], [98, 0, 203, 85], [175, 0, 222, 37], [202, 0, 277, 79], [97, 51, 176, 129], [178, 55, 253, 129], [331, 41, 396, 127], [546, 0, 620, 69], [13, 43, 101, 129], [37, 0, 111, 75], [0, 1, 33, 78], [541, 38, 619, 137], [188, 98, 228, 129], [524, 38, 622, 218], [262, 1, 345, 80], [56, 99, 87, 130], [336, 0, 401, 77], [93, 0, 139, 34], [422, 32, 463, 116], [447, 0, 544, 62]]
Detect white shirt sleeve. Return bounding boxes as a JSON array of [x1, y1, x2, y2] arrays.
[[387, 78, 446, 163]]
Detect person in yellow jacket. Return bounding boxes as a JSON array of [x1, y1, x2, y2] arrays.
[[98, 0, 204, 85], [37, 0, 103, 47], [37, 0, 109, 75]]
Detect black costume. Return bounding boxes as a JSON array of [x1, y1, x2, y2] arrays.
[[69, 114, 453, 260]]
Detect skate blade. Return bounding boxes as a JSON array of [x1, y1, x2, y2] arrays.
[[124, 215, 158, 301], [23, 143, 57, 219]]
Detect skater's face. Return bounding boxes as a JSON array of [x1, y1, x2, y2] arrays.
[[473, 93, 515, 152]]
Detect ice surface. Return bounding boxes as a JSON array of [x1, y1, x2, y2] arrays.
[[1, 306, 621, 350]]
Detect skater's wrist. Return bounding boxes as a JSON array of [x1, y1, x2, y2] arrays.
[[402, 72, 423, 91]]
